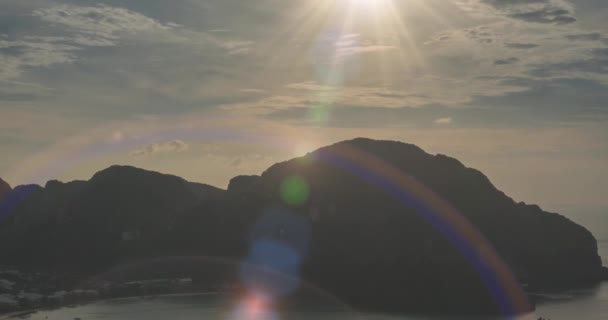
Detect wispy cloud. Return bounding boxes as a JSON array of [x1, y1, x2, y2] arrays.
[[0, 3, 255, 82], [0, 4, 176, 80], [129, 140, 189, 157], [434, 117, 453, 125], [335, 45, 395, 59], [240, 88, 265, 94], [32, 5, 175, 40], [220, 40, 254, 55], [505, 42, 538, 49]]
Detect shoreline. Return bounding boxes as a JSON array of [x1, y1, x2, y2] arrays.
[[0, 291, 224, 319]]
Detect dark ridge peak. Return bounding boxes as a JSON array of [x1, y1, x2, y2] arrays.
[[228, 175, 261, 193], [188, 181, 225, 193], [262, 138, 428, 177], [12, 184, 43, 193], [91, 165, 187, 183], [434, 154, 515, 204], [333, 140, 467, 171], [44, 179, 87, 189], [434, 154, 465, 167], [0, 177, 11, 192], [90, 165, 224, 197], [92, 164, 156, 176], [327, 137, 426, 155], [44, 180, 63, 188], [0, 178, 12, 203]]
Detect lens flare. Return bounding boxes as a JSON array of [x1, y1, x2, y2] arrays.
[[232, 292, 277, 320], [280, 176, 310, 207], [245, 294, 267, 316]]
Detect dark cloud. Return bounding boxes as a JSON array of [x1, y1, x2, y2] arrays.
[[566, 33, 604, 41], [481, 0, 576, 24], [529, 48, 608, 76], [473, 77, 608, 117], [505, 43, 538, 49], [464, 27, 496, 44], [509, 8, 576, 24], [494, 57, 519, 65], [593, 48, 608, 58], [483, 0, 551, 5], [0, 46, 28, 57], [58, 0, 295, 36]]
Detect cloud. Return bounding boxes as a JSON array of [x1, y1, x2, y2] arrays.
[[129, 140, 189, 156], [228, 154, 274, 168], [0, 4, 177, 80], [262, 76, 608, 129], [528, 48, 608, 77], [0, 37, 77, 79], [335, 45, 396, 59], [240, 88, 265, 94], [472, 77, 608, 118], [480, 0, 576, 24], [509, 8, 576, 24], [229, 157, 243, 167], [223, 76, 531, 120], [32, 5, 174, 39], [0, 3, 254, 83], [565, 33, 604, 42], [284, 83, 442, 108], [259, 102, 534, 129], [219, 40, 254, 55], [494, 57, 520, 65], [311, 32, 396, 63], [0, 78, 58, 101], [425, 12, 608, 106], [505, 42, 539, 49], [434, 117, 453, 125]]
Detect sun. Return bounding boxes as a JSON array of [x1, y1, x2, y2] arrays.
[[350, 0, 388, 9], [350, 0, 387, 8]]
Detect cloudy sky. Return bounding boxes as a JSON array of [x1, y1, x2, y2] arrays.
[[1, 0, 607, 210]]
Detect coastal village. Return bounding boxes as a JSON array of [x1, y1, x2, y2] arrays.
[[0, 267, 218, 314]]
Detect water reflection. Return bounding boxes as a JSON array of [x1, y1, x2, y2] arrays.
[[6, 284, 607, 320]]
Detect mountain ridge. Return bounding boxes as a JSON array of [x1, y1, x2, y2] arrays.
[[0, 138, 605, 315]]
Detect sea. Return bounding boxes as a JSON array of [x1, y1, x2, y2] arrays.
[[5, 206, 607, 320]]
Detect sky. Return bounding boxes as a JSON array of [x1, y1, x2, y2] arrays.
[[1, 0, 607, 211]]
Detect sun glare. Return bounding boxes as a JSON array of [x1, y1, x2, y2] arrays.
[[347, 0, 392, 13], [255, 0, 441, 127], [352, 0, 382, 8]]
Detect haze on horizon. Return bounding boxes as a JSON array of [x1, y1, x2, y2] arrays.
[[1, 0, 607, 210]]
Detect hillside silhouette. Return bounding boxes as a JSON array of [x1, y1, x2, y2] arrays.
[[0, 138, 605, 315], [0, 178, 10, 200]]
